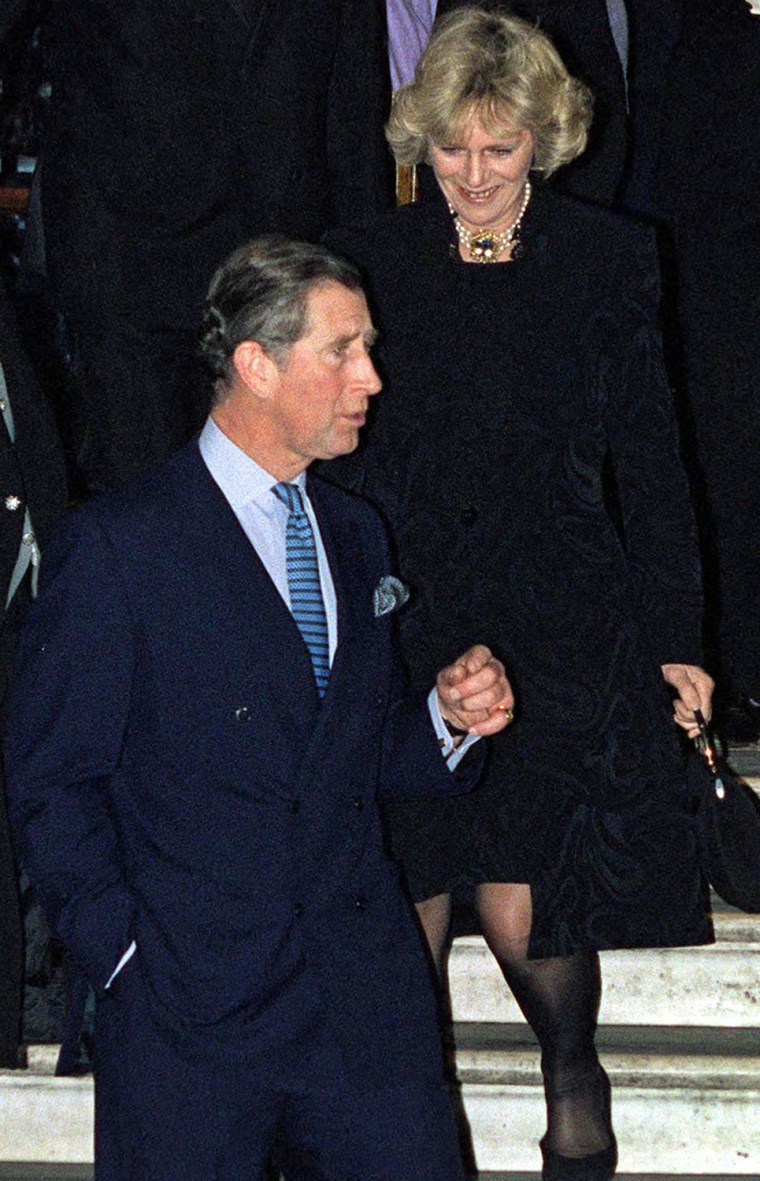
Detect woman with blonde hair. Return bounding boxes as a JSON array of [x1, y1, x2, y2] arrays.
[[328, 8, 713, 1179]]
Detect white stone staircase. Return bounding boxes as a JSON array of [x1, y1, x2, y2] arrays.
[[1, 768, 759, 1180], [450, 758, 760, 1178]]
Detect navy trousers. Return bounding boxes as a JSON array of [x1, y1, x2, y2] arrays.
[[94, 960, 466, 1181]]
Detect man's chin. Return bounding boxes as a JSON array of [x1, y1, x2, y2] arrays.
[[322, 434, 360, 462]]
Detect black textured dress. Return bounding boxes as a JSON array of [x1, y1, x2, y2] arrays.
[[326, 185, 712, 958]]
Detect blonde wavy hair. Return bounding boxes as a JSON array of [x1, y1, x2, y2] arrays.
[[386, 6, 593, 176]]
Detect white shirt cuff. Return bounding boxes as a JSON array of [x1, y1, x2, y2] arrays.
[[104, 940, 137, 989], [427, 687, 480, 771]]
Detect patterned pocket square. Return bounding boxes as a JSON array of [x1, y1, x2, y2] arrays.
[[373, 575, 410, 618]]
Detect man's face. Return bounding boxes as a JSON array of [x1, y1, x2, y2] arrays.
[[268, 281, 381, 474]]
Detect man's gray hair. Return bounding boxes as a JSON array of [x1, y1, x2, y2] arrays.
[[200, 235, 363, 400]]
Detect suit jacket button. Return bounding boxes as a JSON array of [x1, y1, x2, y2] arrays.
[[294, 902, 304, 918], [235, 706, 251, 722], [354, 896, 367, 912], [460, 505, 478, 526], [291, 800, 301, 816], [352, 797, 364, 812]]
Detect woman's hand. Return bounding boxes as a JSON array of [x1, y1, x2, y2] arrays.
[[661, 663, 715, 738], [437, 644, 515, 737]]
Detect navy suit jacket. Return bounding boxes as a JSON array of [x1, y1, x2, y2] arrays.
[[5, 440, 481, 1091]]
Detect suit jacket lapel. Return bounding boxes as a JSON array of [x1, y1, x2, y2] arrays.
[[175, 444, 321, 729], [307, 476, 368, 701]]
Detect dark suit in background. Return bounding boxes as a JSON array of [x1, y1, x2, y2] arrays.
[[40, 0, 392, 490], [0, 0, 30, 41], [655, 0, 760, 712], [0, 278, 66, 1065]]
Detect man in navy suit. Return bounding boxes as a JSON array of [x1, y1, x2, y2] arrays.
[[5, 237, 513, 1180]]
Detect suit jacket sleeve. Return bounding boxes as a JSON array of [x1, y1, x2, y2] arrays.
[[4, 508, 137, 990], [354, 505, 485, 799], [378, 688, 485, 801]]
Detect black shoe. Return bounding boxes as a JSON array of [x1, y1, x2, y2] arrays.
[[541, 1064, 617, 1180], [540, 1139, 618, 1181]]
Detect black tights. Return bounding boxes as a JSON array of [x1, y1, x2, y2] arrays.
[[418, 884, 613, 1159]]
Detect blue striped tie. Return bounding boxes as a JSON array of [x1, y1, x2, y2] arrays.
[[273, 482, 330, 697]]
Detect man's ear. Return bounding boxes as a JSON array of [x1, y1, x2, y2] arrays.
[[231, 339, 280, 399]]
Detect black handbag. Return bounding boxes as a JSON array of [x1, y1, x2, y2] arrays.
[[689, 709, 760, 913]]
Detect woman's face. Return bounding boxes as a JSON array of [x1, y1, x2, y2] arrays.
[[429, 116, 534, 233]]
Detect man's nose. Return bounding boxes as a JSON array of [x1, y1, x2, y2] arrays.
[[363, 355, 382, 395]]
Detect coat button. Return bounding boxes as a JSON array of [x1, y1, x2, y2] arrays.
[[5, 495, 21, 512], [352, 797, 364, 812], [294, 902, 304, 918], [291, 800, 301, 816], [460, 505, 478, 526], [235, 706, 251, 722], [354, 896, 367, 912]]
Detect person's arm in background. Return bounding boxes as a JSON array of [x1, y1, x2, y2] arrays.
[[386, 0, 437, 90]]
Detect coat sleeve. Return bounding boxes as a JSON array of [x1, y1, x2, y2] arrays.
[[603, 225, 704, 665], [355, 507, 486, 799], [4, 507, 138, 990]]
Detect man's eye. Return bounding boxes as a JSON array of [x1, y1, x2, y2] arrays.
[[490, 147, 515, 156]]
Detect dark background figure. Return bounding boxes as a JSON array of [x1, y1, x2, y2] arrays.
[[40, 0, 393, 493], [655, 0, 760, 740], [0, 275, 67, 1067], [618, 0, 683, 217]]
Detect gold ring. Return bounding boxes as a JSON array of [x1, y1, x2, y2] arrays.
[[496, 706, 514, 722]]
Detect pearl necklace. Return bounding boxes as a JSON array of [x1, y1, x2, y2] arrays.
[[451, 180, 532, 263]]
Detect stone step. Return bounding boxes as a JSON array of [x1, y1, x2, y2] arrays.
[[0, 1173, 752, 1181], [0, 1048, 91, 1165], [4, 1031, 760, 1174], [448, 912, 760, 1028], [0, 1171, 93, 1180], [454, 1024, 760, 1175]]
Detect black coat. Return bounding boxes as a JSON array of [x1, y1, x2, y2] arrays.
[[326, 186, 711, 956]]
